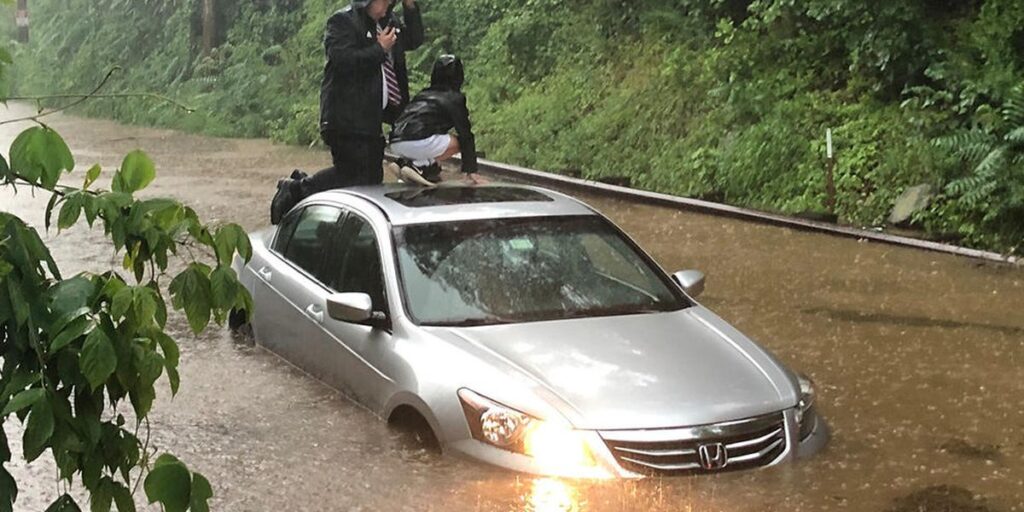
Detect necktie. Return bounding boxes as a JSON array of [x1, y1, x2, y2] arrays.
[[378, 26, 402, 107]]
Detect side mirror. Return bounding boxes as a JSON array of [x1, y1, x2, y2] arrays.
[[326, 293, 373, 323], [672, 270, 706, 298]]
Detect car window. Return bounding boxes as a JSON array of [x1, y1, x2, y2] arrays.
[[330, 214, 387, 312], [273, 208, 303, 253], [281, 205, 343, 282]]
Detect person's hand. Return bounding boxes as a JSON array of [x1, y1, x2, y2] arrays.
[[464, 173, 488, 186], [378, 27, 397, 51], [403, 0, 416, 9]]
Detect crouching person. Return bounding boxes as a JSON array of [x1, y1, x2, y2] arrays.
[[388, 54, 483, 186]]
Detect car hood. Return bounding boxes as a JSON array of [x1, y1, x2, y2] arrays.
[[428, 306, 798, 430]]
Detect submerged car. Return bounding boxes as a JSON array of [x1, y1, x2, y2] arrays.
[[232, 183, 828, 478]]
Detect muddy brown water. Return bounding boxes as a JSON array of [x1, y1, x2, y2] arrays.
[[2, 102, 1023, 511]]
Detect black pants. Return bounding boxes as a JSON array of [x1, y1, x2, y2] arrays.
[[298, 131, 385, 198]]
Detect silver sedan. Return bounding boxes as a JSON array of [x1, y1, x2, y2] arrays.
[[232, 184, 828, 478]]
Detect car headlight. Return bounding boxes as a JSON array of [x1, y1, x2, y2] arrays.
[[796, 374, 817, 439], [458, 389, 596, 471]]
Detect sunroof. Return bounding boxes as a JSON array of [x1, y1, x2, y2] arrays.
[[385, 186, 554, 208]]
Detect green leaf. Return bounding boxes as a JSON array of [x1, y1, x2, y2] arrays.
[[169, 265, 212, 334], [50, 314, 92, 352], [117, 151, 156, 193], [0, 153, 9, 183], [209, 266, 238, 311], [148, 283, 168, 328], [134, 345, 165, 386], [213, 225, 250, 266], [58, 193, 83, 230], [111, 287, 133, 320], [5, 278, 29, 327], [52, 306, 90, 335], [23, 397, 55, 462], [0, 467, 16, 512], [1, 388, 44, 415], [144, 455, 191, 512], [82, 195, 100, 226], [0, 425, 9, 460], [190, 472, 213, 512], [166, 366, 181, 396], [44, 495, 82, 512], [90, 479, 113, 512], [0, 371, 40, 403], [129, 383, 156, 418], [45, 192, 60, 231], [49, 276, 98, 322], [132, 287, 158, 328], [9, 127, 75, 190], [84, 164, 102, 189], [80, 329, 117, 390], [111, 482, 136, 512]]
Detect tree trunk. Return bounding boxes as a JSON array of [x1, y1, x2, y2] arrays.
[[16, 0, 28, 43], [202, 0, 217, 56]]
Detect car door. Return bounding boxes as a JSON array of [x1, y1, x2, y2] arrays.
[[251, 204, 345, 376], [318, 210, 397, 410]]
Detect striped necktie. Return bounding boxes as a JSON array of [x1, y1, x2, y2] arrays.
[[378, 26, 402, 107]]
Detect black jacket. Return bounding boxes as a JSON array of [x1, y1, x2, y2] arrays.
[[319, 5, 424, 137], [389, 88, 478, 173]]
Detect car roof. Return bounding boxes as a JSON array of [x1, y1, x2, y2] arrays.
[[312, 183, 597, 226]]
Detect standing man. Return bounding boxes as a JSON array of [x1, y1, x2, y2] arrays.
[[271, 0, 424, 224]]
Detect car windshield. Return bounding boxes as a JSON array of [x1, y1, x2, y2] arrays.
[[393, 216, 689, 326]]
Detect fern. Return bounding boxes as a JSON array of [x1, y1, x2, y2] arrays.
[[1002, 85, 1024, 126], [934, 131, 996, 164], [934, 82, 1024, 251], [1007, 126, 1024, 146]]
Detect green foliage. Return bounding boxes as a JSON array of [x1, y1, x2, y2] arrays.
[[1, 54, 249, 512], [928, 83, 1024, 251], [8, 0, 1024, 253]]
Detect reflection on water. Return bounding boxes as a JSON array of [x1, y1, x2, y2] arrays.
[[526, 478, 582, 512]]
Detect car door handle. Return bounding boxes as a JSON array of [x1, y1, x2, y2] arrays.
[[257, 266, 272, 280], [305, 304, 324, 323]]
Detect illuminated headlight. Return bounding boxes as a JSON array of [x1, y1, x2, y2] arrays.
[[458, 389, 597, 473], [796, 374, 817, 440]]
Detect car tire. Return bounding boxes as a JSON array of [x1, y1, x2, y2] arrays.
[[228, 308, 248, 332]]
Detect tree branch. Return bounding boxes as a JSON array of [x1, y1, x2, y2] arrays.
[[0, 66, 195, 127]]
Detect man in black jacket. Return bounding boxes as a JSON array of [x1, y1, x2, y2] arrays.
[[271, 0, 424, 224], [388, 54, 483, 185]]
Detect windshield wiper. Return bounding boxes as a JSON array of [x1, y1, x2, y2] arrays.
[[429, 317, 513, 327], [561, 305, 666, 319]]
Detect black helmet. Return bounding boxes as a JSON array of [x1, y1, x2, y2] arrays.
[[431, 54, 465, 91], [351, 0, 396, 10]]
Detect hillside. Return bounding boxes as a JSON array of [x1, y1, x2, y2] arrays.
[[8, 0, 1024, 253]]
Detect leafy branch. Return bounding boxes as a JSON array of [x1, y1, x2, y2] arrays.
[[1, 131, 250, 511], [0, 66, 195, 128]]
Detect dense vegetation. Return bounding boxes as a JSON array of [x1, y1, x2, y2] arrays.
[[7, 0, 1024, 254]]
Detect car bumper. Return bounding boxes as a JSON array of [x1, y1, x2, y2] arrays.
[[447, 408, 829, 479]]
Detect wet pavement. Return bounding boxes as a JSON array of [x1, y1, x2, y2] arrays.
[[2, 102, 1023, 511]]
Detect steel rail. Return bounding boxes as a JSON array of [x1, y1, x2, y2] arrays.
[[432, 155, 1018, 265]]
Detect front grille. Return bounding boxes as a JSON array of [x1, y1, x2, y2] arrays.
[[600, 412, 787, 476]]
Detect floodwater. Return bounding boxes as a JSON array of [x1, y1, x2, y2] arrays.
[[2, 102, 1023, 511]]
